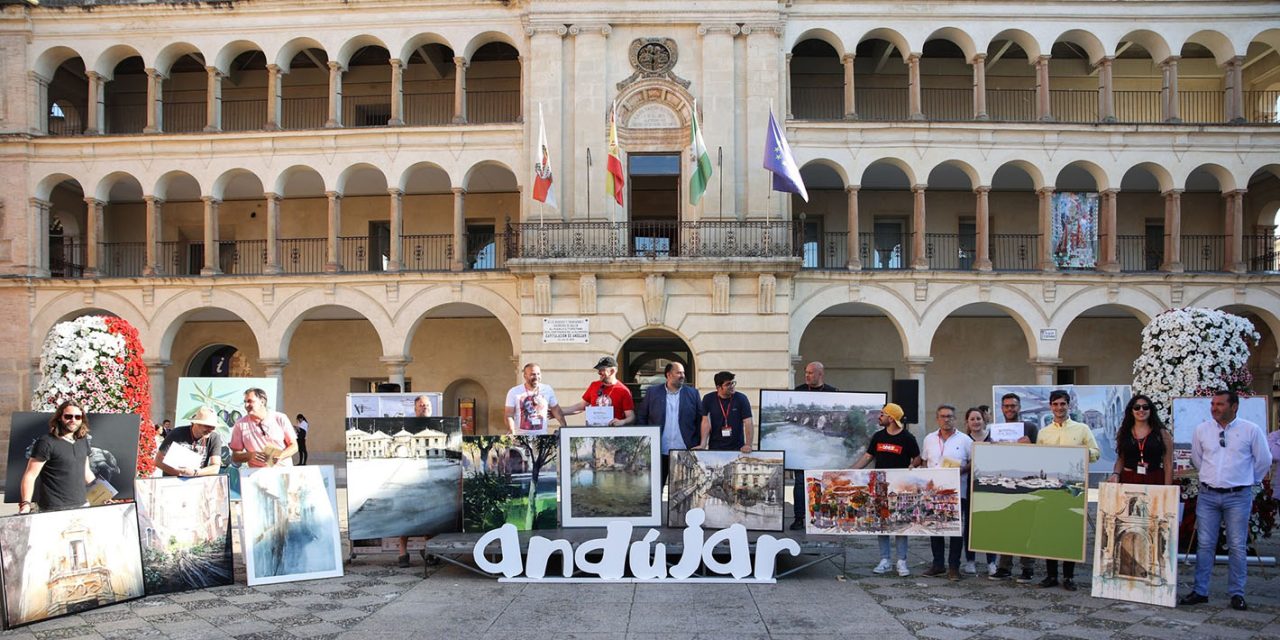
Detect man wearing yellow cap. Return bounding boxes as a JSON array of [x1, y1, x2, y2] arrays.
[[850, 403, 921, 576]]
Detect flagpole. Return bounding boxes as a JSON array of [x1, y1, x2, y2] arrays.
[[586, 147, 592, 222], [717, 146, 723, 221]]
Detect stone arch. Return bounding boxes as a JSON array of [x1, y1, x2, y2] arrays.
[[92, 43, 144, 79], [1053, 29, 1107, 65], [152, 170, 203, 201], [1047, 295, 1164, 342], [336, 34, 391, 68], [272, 37, 328, 72], [398, 32, 454, 63], [271, 165, 329, 197], [153, 42, 205, 76], [992, 159, 1047, 191], [396, 287, 521, 360], [1246, 27, 1280, 54], [1118, 30, 1173, 64], [214, 39, 266, 74], [860, 157, 919, 187], [988, 29, 1043, 61], [462, 160, 520, 192], [1054, 160, 1112, 192], [1120, 162, 1175, 194], [1182, 293, 1280, 344], [335, 163, 389, 196], [93, 171, 145, 202], [33, 45, 85, 80], [925, 27, 979, 61], [34, 172, 83, 202], [397, 161, 454, 193], [147, 291, 272, 363], [918, 286, 1044, 360], [1181, 30, 1239, 66], [209, 168, 265, 201], [615, 78, 696, 151], [789, 284, 919, 358], [462, 30, 522, 61], [926, 159, 984, 189], [790, 28, 846, 57], [30, 294, 148, 356], [1181, 163, 1237, 193], [269, 294, 398, 362], [798, 159, 849, 189], [857, 27, 912, 55]]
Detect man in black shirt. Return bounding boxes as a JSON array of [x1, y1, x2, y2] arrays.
[[851, 403, 921, 576], [790, 361, 838, 530], [18, 401, 95, 513], [157, 406, 224, 477], [698, 371, 753, 452]]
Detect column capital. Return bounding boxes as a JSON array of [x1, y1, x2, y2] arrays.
[[453, 55, 468, 67], [569, 23, 611, 37], [143, 195, 165, 205], [524, 24, 569, 37], [785, 52, 793, 62], [842, 53, 856, 64], [1035, 55, 1052, 65], [1160, 55, 1181, 66], [974, 185, 992, 195], [389, 58, 403, 69], [379, 356, 413, 367], [85, 70, 104, 81], [1224, 55, 1245, 69], [387, 187, 404, 197], [970, 53, 986, 64], [83, 197, 105, 207], [28, 197, 51, 209], [739, 22, 784, 36], [1225, 188, 1247, 197], [143, 358, 173, 368], [906, 53, 921, 64], [326, 61, 345, 72], [324, 190, 342, 200], [1094, 56, 1115, 71], [145, 67, 165, 80], [451, 187, 467, 196], [1036, 186, 1055, 196], [258, 358, 289, 370], [697, 23, 741, 36], [204, 65, 225, 78], [845, 184, 861, 194], [910, 184, 927, 194], [200, 195, 221, 205], [1100, 188, 1119, 197], [1029, 357, 1062, 367], [27, 70, 49, 84], [1161, 188, 1184, 197], [264, 191, 282, 203], [266, 63, 283, 74]]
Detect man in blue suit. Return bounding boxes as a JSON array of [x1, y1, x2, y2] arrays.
[[635, 362, 703, 485]]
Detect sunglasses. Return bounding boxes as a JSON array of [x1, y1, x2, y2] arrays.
[[1219, 432, 1227, 448], [1132, 404, 1151, 411], [61, 414, 84, 421]]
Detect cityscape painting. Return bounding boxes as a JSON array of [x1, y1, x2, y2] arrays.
[[1170, 396, 1268, 474], [1092, 482, 1180, 607], [135, 476, 233, 595], [345, 417, 463, 540], [559, 426, 661, 527], [241, 465, 343, 586], [991, 384, 1130, 481], [668, 450, 786, 531], [758, 390, 887, 470], [804, 468, 962, 536], [969, 443, 1089, 562], [462, 435, 559, 532]]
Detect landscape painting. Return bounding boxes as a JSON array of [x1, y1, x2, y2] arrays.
[[462, 435, 559, 532], [991, 384, 1130, 481], [804, 468, 962, 536], [1170, 396, 1269, 474], [134, 476, 233, 595], [176, 376, 281, 499], [345, 417, 463, 540], [969, 443, 1089, 562], [668, 450, 785, 531], [758, 390, 887, 470], [241, 465, 343, 586], [5, 412, 141, 503], [560, 426, 661, 527], [0, 503, 145, 629], [1092, 482, 1179, 607]]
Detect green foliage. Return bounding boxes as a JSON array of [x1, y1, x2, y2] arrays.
[[463, 470, 516, 531]]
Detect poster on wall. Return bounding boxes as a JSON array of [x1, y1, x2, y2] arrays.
[[135, 476, 233, 595], [1170, 396, 1270, 475], [4, 412, 141, 503], [462, 435, 559, 532], [0, 503, 145, 629], [175, 377, 282, 500], [346, 393, 444, 419], [668, 450, 786, 531], [1091, 482, 1179, 607], [804, 468, 962, 536], [241, 465, 343, 586], [559, 426, 661, 527], [758, 390, 888, 471], [991, 384, 1131, 481], [969, 443, 1089, 562], [1050, 191, 1098, 268], [345, 417, 463, 540]]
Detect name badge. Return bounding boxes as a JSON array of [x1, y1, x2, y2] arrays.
[[721, 428, 732, 438], [1136, 464, 1148, 475]]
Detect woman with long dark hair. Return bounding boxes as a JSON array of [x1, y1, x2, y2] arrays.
[[1108, 394, 1174, 485]]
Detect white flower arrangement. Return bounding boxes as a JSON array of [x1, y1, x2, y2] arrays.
[[32, 316, 129, 412]]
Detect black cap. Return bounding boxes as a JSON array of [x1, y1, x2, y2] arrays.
[[594, 356, 618, 370]]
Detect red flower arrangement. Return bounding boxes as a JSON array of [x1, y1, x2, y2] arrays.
[[102, 317, 158, 477]]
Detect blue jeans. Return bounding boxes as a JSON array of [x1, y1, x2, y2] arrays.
[[878, 535, 908, 561], [1194, 487, 1252, 597]]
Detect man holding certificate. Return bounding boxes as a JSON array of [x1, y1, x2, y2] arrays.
[[563, 356, 635, 426], [157, 406, 223, 477]]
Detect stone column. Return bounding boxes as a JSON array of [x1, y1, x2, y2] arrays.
[[1224, 189, 1246, 273], [1098, 189, 1119, 272], [1035, 56, 1052, 121], [27, 198, 50, 277], [84, 197, 104, 277], [388, 58, 405, 126], [264, 192, 282, 274], [382, 357, 410, 390], [842, 53, 857, 119], [259, 359, 288, 410], [146, 359, 170, 425], [324, 191, 342, 273], [971, 54, 988, 120], [200, 196, 221, 275], [452, 56, 468, 124], [1038, 187, 1056, 271], [699, 23, 739, 216], [911, 184, 928, 269], [325, 61, 344, 128], [974, 186, 992, 270], [387, 188, 403, 272], [1161, 56, 1181, 123], [785, 52, 794, 119], [906, 357, 931, 432], [570, 24, 610, 218], [525, 24, 569, 222], [1097, 57, 1116, 122], [1224, 56, 1245, 123], [1161, 189, 1184, 272], [28, 72, 49, 135], [1032, 358, 1059, 386], [907, 54, 924, 120], [144, 68, 164, 133], [265, 64, 283, 130], [845, 185, 861, 270], [452, 187, 467, 271], [204, 65, 223, 132], [85, 71, 105, 134], [143, 195, 163, 276]]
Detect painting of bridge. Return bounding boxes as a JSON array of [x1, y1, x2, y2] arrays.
[[759, 390, 887, 470]]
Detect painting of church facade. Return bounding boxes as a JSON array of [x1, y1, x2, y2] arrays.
[[134, 476, 233, 595], [345, 417, 463, 540], [241, 465, 343, 586], [0, 503, 144, 629], [804, 468, 962, 536], [1091, 483, 1179, 607]]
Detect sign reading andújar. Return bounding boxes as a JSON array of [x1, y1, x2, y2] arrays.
[[542, 318, 590, 344], [473, 509, 800, 582]]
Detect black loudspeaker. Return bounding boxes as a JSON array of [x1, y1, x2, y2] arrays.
[[892, 379, 919, 424], [376, 383, 401, 393]]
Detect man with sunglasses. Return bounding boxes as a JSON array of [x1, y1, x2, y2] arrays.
[[230, 387, 298, 467], [1181, 390, 1272, 611], [18, 401, 96, 513]]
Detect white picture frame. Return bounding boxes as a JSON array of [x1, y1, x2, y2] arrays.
[[559, 426, 661, 527], [241, 465, 343, 586]]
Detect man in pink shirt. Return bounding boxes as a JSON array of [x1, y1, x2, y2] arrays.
[[230, 387, 298, 467]]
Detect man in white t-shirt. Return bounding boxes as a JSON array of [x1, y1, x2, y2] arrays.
[[914, 404, 974, 582], [505, 363, 568, 435]]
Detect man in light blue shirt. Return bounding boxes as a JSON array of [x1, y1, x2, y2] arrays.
[[635, 362, 703, 486], [1180, 390, 1272, 611]]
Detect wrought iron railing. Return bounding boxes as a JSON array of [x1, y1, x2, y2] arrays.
[[1182, 235, 1226, 272], [989, 234, 1040, 271], [1117, 235, 1163, 272], [401, 234, 453, 271], [49, 238, 86, 277], [1244, 234, 1279, 272], [508, 220, 801, 259], [859, 231, 910, 270]]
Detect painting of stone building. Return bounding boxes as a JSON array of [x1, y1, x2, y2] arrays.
[[134, 476, 233, 595], [804, 468, 962, 536], [1092, 483, 1179, 607], [0, 504, 144, 629], [241, 465, 343, 586], [668, 450, 785, 531], [559, 426, 660, 527], [345, 417, 463, 540], [759, 390, 887, 470]]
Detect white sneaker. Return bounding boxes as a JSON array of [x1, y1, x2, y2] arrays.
[[988, 561, 998, 576], [896, 559, 910, 576], [962, 561, 977, 575], [873, 559, 892, 574]]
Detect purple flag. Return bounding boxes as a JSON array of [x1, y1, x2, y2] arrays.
[[763, 110, 808, 201]]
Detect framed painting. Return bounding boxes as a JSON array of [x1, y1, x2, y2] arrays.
[[969, 443, 1089, 562], [240, 465, 343, 586], [345, 417, 463, 540], [134, 475, 233, 595], [1170, 396, 1269, 475], [1050, 191, 1098, 268], [5, 412, 141, 503], [804, 468, 962, 536], [1091, 482, 1179, 607], [992, 384, 1131, 481], [668, 449, 785, 531], [559, 426, 661, 527], [175, 377, 281, 500], [758, 390, 887, 470], [462, 435, 559, 532], [346, 392, 444, 419], [0, 503, 145, 629]]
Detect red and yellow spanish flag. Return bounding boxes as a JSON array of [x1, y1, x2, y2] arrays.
[[605, 103, 625, 206]]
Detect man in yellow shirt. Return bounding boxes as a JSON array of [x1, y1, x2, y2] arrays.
[[1033, 389, 1099, 591]]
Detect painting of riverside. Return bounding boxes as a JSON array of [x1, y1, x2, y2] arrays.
[[668, 450, 786, 531], [462, 435, 559, 532], [759, 390, 887, 470], [805, 468, 962, 536], [969, 443, 1089, 562], [560, 427, 660, 527], [135, 476, 233, 595], [345, 417, 463, 540]]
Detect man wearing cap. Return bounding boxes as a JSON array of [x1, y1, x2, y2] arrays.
[[789, 361, 839, 530], [699, 371, 754, 453], [563, 356, 635, 426], [157, 406, 224, 477], [849, 403, 920, 576]]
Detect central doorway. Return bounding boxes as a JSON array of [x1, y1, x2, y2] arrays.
[[628, 154, 680, 257], [618, 329, 695, 403]]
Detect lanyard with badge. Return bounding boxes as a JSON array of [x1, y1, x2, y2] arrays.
[[1135, 433, 1148, 475], [718, 396, 733, 438]]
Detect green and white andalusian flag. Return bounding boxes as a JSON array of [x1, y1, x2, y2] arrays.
[[689, 106, 713, 205]]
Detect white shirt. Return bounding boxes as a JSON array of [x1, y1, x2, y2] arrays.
[[1191, 417, 1272, 489], [505, 383, 558, 435], [661, 387, 684, 454], [922, 429, 974, 498]]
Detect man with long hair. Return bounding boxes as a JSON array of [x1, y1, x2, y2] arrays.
[[18, 400, 95, 513]]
